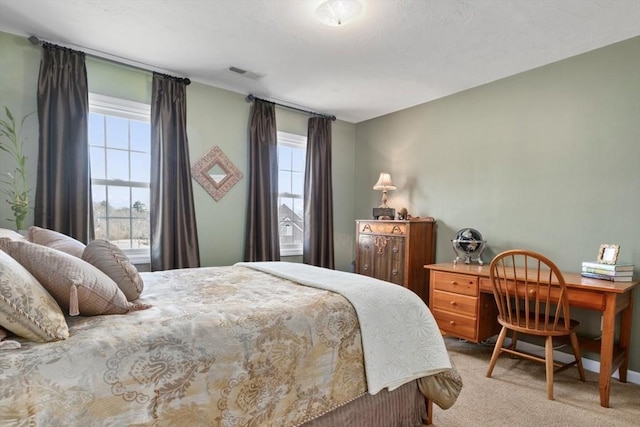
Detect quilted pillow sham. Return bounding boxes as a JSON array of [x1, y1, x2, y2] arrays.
[[1, 239, 138, 316], [0, 248, 69, 342], [82, 239, 144, 301], [27, 225, 86, 258]]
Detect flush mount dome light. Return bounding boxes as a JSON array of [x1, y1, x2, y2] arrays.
[[316, 0, 363, 26]]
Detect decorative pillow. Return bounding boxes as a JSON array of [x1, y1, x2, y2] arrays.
[[0, 228, 24, 240], [0, 326, 21, 350], [82, 240, 144, 301], [0, 228, 25, 241], [2, 239, 137, 316], [27, 225, 86, 258], [0, 248, 69, 342]]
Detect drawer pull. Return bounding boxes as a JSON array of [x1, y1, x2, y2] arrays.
[[391, 269, 398, 275], [449, 321, 456, 326], [392, 247, 399, 253], [450, 281, 458, 286], [449, 301, 457, 306]]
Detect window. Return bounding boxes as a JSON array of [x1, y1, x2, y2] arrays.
[[88, 94, 151, 264], [277, 132, 306, 256]]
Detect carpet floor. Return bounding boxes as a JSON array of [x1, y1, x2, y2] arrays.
[[432, 337, 640, 427]]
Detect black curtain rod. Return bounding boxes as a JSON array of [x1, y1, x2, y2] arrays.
[[246, 94, 336, 121], [28, 35, 190, 85]]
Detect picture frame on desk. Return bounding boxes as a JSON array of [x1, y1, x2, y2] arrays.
[[597, 244, 620, 265]]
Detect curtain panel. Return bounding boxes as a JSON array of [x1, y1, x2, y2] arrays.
[[149, 73, 200, 271], [303, 117, 334, 269], [244, 99, 280, 262], [35, 43, 93, 243]]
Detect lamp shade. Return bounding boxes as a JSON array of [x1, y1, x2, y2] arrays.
[[373, 173, 396, 190]]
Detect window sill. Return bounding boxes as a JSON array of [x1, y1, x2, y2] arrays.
[[126, 253, 151, 265], [280, 248, 302, 257]]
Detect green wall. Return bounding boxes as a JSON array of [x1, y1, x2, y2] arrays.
[[2, 29, 639, 373], [0, 31, 356, 272], [354, 37, 640, 372]]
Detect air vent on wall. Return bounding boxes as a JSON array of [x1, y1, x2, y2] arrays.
[[228, 66, 263, 80]]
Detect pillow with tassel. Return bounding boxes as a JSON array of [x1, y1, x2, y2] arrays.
[[1, 239, 150, 316]]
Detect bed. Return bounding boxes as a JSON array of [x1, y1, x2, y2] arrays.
[[0, 232, 461, 426]]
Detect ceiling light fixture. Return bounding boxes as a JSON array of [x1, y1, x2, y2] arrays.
[[315, 0, 363, 26]]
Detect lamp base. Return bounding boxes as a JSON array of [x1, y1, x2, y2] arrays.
[[373, 207, 395, 220]]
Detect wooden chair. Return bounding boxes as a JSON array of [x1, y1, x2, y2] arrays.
[[485, 249, 585, 400]]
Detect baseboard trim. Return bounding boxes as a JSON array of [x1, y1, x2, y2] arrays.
[[512, 340, 640, 385]]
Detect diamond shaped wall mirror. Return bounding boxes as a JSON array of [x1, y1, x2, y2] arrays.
[[191, 146, 243, 201]]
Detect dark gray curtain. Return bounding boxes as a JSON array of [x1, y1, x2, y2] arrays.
[[35, 43, 93, 243], [244, 99, 280, 262], [303, 117, 334, 269], [150, 73, 200, 271]]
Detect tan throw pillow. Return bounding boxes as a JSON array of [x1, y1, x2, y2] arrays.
[[82, 240, 144, 301], [0, 248, 69, 342], [2, 239, 135, 316], [28, 225, 86, 258], [0, 228, 25, 241]]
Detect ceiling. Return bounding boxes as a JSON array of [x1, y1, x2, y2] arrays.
[[0, 0, 639, 123]]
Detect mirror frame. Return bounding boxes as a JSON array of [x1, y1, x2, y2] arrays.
[[191, 146, 243, 201]]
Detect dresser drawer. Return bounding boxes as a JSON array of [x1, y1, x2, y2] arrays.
[[432, 308, 477, 341], [432, 271, 478, 297], [358, 221, 406, 236], [432, 289, 477, 318]]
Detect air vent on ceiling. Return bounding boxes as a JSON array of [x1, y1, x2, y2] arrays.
[[228, 66, 263, 80]]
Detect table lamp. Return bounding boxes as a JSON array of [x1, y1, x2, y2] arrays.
[[372, 172, 396, 219]]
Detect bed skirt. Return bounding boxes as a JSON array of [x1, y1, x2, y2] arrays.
[[303, 379, 428, 427]]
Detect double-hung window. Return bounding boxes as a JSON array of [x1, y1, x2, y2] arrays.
[[277, 132, 306, 256], [88, 94, 151, 264]]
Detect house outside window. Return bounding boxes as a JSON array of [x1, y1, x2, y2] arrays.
[[277, 132, 306, 256], [88, 93, 151, 264]]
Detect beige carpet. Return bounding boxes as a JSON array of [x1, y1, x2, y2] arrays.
[[432, 337, 640, 427]]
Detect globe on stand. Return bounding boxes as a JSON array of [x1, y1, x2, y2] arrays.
[[452, 228, 486, 265]]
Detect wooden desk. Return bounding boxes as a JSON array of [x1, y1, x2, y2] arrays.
[[425, 262, 639, 408]]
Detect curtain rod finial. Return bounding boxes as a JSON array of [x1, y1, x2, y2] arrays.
[[28, 35, 41, 45]]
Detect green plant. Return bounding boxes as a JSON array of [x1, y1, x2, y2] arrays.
[[0, 107, 34, 230]]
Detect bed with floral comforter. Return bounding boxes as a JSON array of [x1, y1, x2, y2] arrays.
[[0, 262, 460, 426]]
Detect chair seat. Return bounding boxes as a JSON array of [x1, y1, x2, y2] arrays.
[[498, 314, 580, 336]]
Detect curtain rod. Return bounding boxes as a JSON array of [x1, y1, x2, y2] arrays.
[[246, 94, 336, 121], [27, 35, 190, 85]]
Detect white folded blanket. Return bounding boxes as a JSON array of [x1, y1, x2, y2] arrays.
[[236, 261, 451, 394]]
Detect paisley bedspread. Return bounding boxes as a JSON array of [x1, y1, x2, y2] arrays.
[[0, 264, 459, 426]]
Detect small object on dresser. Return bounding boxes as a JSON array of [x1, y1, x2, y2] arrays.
[[581, 261, 634, 282], [373, 207, 395, 220], [397, 207, 408, 220]]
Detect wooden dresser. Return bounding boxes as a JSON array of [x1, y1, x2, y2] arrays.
[[354, 219, 436, 303]]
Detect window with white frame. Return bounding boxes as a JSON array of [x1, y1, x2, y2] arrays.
[[88, 93, 151, 264], [277, 132, 306, 256]]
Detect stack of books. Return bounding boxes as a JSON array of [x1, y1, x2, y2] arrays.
[[581, 261, 635, 282]]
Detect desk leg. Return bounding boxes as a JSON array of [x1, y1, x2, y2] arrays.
[[599, 293, 617, 408], [618, 290, 634, 383]]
